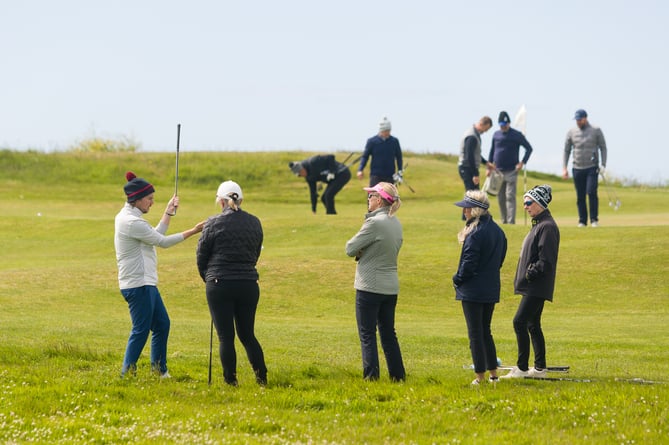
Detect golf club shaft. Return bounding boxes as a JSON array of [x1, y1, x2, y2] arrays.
[[208, 318, 213, 385], [173, 124, 181, 214]]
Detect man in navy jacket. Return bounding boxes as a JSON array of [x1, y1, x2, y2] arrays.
[[357, 116, 403, 187], [487, 111, 533, 224]]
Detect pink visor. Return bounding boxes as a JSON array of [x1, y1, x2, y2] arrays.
[[363, 184, 395, 203]]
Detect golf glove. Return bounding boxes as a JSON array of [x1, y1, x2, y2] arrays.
[[599, 167, 606, 177], [326, 172, 335, 181], [393, 171, 404, 184]]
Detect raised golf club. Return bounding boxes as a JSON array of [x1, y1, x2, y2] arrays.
[[166, 123, 181, 216]]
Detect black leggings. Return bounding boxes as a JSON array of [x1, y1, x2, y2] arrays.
[[461, 301, 497, 373], [206, 279, 267, 384], [512, 295, 546, 371]]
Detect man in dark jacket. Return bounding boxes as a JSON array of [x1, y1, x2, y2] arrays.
[[487, 111, 533, 224], [289, 154, 352, 215], [357, 116, 403, 187], [501, 184, 560, 379]]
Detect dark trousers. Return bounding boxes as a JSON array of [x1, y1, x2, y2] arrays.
[[369, 175, 394, 187], [322, 168, 351, 214], [572, 166, 599, 224], [355, 290, 405, 381], [512, 295, 546, 371], [458, 166, 480, 192], [206, 279, 267, 384], [458, 166, 480, 219], [461, 301, 498, 373]]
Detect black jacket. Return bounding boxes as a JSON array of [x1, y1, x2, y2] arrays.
[[453, 214, 507, 303], [196, 208, 263, 282], [301, 154, 345, 212], [514, 209, 560, 301]]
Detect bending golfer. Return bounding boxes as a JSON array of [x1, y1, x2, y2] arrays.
[[196, 181, 267, 386], [346, 182, 405, 382], [501, 185, 560, 379], [452, 190, 507, 385], [289, 154, 351, 215], [114, 172, 204, 378]]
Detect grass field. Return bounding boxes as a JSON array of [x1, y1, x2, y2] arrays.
[[1, 150, 668, 444]]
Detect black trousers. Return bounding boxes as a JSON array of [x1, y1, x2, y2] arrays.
[[461, 301, 498, 373], [322, 168, 351, 214], [512, 295, 546, 371], [206, 279, 267, 384], [355, 290, 405, 381], [572, 166, 599, 224]]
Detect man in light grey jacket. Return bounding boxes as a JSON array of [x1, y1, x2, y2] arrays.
[[346, 182, 405, 381], [563, 109, 608, 227]]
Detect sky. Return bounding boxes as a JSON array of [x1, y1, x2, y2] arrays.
[[2, 0, 668, 184]]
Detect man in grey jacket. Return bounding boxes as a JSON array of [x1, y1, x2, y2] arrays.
[[346, 182, 405, 382], [563, 109, 608, 227]]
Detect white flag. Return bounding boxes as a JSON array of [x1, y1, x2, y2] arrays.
[[514, 105, 527, 135]]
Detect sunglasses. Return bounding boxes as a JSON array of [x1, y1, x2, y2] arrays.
[[368, 193, 380, 200], [523, 200, 534, 207]]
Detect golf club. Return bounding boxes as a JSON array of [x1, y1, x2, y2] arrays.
[[524, 376, 593, 383], [499, 365, 570, 373], [167, 123, 181, 216], [600, 171, 621, 210], [394, 163, 415, 193], [208, 318, 213, 385]]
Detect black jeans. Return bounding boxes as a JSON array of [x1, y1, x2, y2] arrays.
[[572, 166, 599, 224], [461, 301, 498, 373], [355, 290, 405, 381], [321, 168, 351, 214], [512, 295, 546, 371], [206, 279, 267, 384]]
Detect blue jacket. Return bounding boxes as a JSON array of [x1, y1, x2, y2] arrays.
[[488, 127, 533, 171], [358, 135, 403, 178], [453, 214, 507, 303]]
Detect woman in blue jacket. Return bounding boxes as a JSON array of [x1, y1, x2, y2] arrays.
[[453, 190, 507, 385]]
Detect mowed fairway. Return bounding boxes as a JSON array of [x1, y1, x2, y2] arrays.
[[1, 150, 668, 444]]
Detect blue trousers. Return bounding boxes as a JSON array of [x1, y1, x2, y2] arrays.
[[461, 301, 498, 373], [121, 285, 170, 375], [572, 166, 599, 224], [355, 290, 405, 381]]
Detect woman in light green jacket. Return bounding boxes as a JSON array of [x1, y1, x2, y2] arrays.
[[345, 182, 405, 381]]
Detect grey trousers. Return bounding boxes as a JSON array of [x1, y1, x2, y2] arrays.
[[497, 169, 519, 224]]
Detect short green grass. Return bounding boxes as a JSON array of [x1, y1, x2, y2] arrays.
[[0, 150, 667, 444]]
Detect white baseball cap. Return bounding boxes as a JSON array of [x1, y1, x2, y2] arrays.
[[216, 180, 243, 200]]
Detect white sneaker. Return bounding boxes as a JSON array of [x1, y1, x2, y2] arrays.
[[499, 367, 529, 379], [527, 367, 547, 378], [577, 223, 586, 228], [471, 378, 482, 385], [160, 371, 172, 379], [591, 221, 599, 227]]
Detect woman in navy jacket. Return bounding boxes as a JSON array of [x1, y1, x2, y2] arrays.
[[453, 190, 507, 385]]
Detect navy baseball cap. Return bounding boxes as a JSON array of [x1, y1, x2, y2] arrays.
[[574, 109, 588, 119]]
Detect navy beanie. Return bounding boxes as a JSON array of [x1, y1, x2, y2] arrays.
[[124, 171, 155, 202]]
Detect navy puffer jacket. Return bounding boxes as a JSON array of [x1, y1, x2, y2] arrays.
[[453, 214, 507, 303]]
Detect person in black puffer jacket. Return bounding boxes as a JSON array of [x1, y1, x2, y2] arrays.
[[196, 180, 267, 386], [501, 184, 560, 380]]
